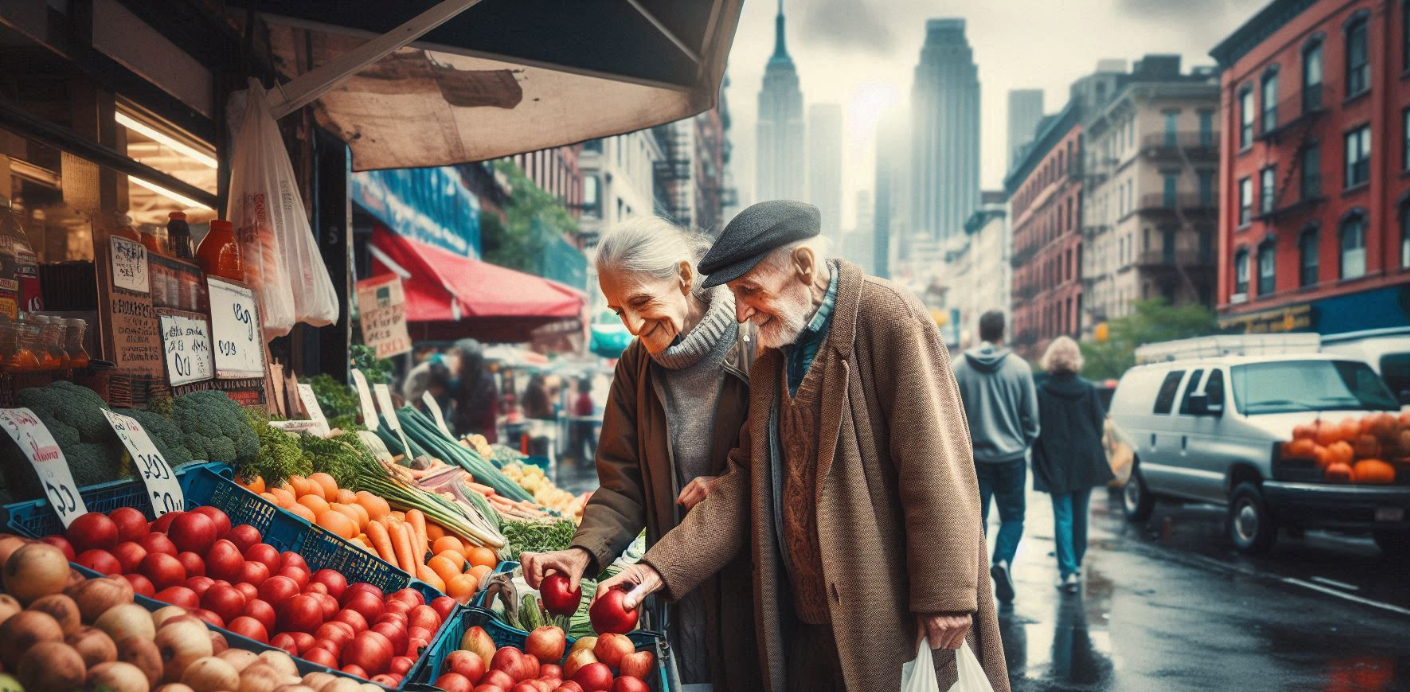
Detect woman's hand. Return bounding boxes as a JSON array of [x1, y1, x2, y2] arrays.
[[676, 475, 719, 510], [520, 547, 592, 591], [594, 563, 664, 611]]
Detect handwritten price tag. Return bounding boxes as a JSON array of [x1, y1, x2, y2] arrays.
[[296, 383, 332, 437], [373, 383, 413, 456], [159, 314, 214, 387], [0, 408, 88, 526], [351, 370, 379, 431], [102, 410, 184, 516], [111, 236, 149, 294], [422, 392, 453, 437], [208, 277, 265, 379]]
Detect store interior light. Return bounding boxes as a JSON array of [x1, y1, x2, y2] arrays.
[[115, 111, 217, 169], [129, 176, 213, 211]]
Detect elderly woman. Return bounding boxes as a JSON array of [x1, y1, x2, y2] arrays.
[[1032, 336, 1114, 594], [521, 217, 760, 690]]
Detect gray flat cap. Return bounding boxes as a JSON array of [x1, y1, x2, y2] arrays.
[[699, 200, 821, 288]]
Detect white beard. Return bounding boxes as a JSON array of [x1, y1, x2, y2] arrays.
[[753, 302, 809, 350]]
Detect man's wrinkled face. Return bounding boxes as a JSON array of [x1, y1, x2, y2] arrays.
[[728, 256, 814, 349]]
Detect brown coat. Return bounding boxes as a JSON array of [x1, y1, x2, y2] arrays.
[[570, 324, 762, 691], [643, 261, 1009, 692]]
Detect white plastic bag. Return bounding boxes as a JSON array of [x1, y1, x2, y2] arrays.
[[901, 640, 995, 692], [225, 79, 340, 338]]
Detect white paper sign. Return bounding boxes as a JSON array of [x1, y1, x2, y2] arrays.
[[356, 275, 412, 359], [351, 369, 379, 430], [422, 392, 453, 437], [269, 419, 325, 435], [0, 408, 88, 526], [373, 383, 413, 456], [111, 236, 149, 294], [101, 410, 184, 516], [296, 383, 332, 437], [208, 277, 265, 378], [158, 314, 214, 387]]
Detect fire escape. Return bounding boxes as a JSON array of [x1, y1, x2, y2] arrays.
[[652, 124, 692, 229], [1257, 83, 1332, 225], [1138, 123, 1222, 305]]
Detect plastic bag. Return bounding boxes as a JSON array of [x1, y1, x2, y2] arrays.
[[225, 79, 340, 338], [901, 640, 995, 692]]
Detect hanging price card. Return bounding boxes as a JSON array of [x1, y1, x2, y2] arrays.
[[0, 408, 88, 526], [296, 383, 332, 437], [422, 392, 453, 436], [373, 383, 413, 456], [158, 313, 214, 387], [111, 236, 149, 294], [351, 369, 379, 430], [102, 410, 184, 516], [208, 277, 266, 379]]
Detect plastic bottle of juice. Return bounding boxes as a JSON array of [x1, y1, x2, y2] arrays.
[[167, 211, 194, 260], [140, 225, 165, 257], [64, 318, 90, 369], [8, 314, 42, 372], [196, 219, 244, 281]]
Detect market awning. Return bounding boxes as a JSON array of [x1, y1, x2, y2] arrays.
[[235, 0, 742, 170], [369, 226, 585, 342]]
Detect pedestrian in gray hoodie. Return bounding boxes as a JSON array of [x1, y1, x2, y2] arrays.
[[953, 310, 1040, 603]]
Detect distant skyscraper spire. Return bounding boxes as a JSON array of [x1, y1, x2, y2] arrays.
[[771, 0, 792, 65], [757, 0, 804, 203]]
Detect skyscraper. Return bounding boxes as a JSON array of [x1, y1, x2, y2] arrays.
[[756, 0, 805, 204], [873, 109, 909, 279], [910, 18, 980, 243], [807, 103, 843, 242], [1007, 89, 1045, 168]]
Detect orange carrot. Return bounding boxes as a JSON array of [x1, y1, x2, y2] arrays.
[[406, 509, 429, 561], [367, 520, 397, 565], [389, 520, 417, 574]]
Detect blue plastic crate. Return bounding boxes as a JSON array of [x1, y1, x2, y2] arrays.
[[406, 606, 671, 692]]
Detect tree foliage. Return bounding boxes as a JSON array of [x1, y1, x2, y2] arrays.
[[481, 160, 579, 274], [1080, 299, 1218, 380]]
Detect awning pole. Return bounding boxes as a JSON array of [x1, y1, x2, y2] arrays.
[[623, 0, 702, 66], [266, 0, 482, 119]]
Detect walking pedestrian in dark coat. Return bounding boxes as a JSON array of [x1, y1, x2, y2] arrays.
[[1032, 336, 1114, 593]]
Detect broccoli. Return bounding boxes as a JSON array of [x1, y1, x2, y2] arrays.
[[115, 408, 194, 469], [171, 390, 259, 466], [244, 411, 313, 486]]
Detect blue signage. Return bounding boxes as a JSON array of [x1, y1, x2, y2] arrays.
[[352, 167, 481, 258]]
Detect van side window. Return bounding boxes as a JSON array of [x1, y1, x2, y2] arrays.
[[1380, 354, 1410, 401], [1178, 369, 1206, 414], [1153, 370, 1186, 414], [1205, 369, 1226, 406]]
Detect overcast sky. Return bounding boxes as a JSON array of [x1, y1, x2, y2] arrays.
[[722, 0, 1267, 230]]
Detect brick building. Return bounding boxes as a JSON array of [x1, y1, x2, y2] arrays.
[[1212, 0, 1410, 335]]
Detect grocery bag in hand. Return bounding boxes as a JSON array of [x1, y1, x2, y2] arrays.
[[226, 79, 340, 339], [901, 640, 995, 692]]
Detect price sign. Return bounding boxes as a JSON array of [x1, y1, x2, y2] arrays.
[[355, 275, 412, 359], [373, 383, 413, 456], [351, 369, 379, 430], [158, 314, 214, 387], [101, 410, 184, 516], [208, 277, 266, 379], [111, 236, 149, 294], [296, 383, 332, 437], [422, 392, 453, 437], [0, 408, 88, 526]]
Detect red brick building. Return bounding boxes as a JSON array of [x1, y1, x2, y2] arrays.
[[1212, 0, 1410, 335], [1006, 104, 1085, 359]]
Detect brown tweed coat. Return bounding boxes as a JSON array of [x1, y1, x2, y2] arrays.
[[642, 261, 1009, 692]]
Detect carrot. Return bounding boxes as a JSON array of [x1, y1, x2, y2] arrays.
[[407, 509, 429, 562], [389, 520, 417, 574], [417, 564, 445, 592], [366, 520, 398, 565], [465, 482, 496, 495]]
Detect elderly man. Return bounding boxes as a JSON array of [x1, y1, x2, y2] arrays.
[[599, 200, 1008, 692]]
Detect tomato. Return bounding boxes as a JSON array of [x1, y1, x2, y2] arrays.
[[342, 589, 385, 623], [75, 548, 122, 575], [184, 575, 216, 597], [244, 543, 280, 573], [271, 632, 299, 655], [388, 588, 424, 608], [237, 559, 272, 587], [139, 552, 188, 590], [176, 551, 206, 578], [302, 646, 339, 669], [168, 512, 218, 555], [122, 573, 156, 598], [310, 569, 348, 600], [225, 524, 261, 553], [342, 582, 384, 606], [39, 535, 75, 561], [111, 541, 147, 573], [108, 507, 150, 542], [342, 664, 370, 680], [190, 507, 231, 539], [316, 620, 356, 649], [243, 598, 277, 634], [258, 575, 301, 607], [226, 615, 268, 643], [154, 585, 200, 610], [67, 512, 119, 552], [311, 591, 340, 620], [149, 510, 182, 534], [204, 539, 244, 582], [342, 630, 395, 677], [276, 565, 310, 589], [540, 574, 582, 617], [289, 631, 316, 654], [371, 621, 407, 653], [430, 596, 457, 622], [201, 583, 247, 624], [139, 532, 178, 557], [277, 594, 325, 633], [333, 608, 369, 634], [233, 581, 259, 604], [279, 551, 307, 571], [588, 589, 638, 635], [408, 605, 441, 633]]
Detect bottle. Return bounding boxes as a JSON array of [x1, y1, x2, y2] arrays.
[[167, 212, 194, 260], [139, 225, 164, 257], [35, 316, 67, 369], [110, 213, 141, 242], [63, 318, 90, 369], [8, 313, 42, 372], [0, 197, 41, 316], [196, 220, 244, 281]]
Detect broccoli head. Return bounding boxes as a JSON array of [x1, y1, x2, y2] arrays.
[[171, 390, 259, 465], [115, 408, 194, 469], [15, 380, 112, 443], [2, 382, 125, 500]]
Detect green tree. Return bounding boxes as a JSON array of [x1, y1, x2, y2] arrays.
[[481, 160, 579, 274], [1080, 299, 1218, 380]]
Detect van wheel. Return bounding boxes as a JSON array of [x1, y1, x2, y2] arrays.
[[1123, 464, 1155, 522], [1228, 483, 1277, 554], [1373, 531, 1410, 561]]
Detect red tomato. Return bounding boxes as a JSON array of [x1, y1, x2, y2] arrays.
[[311, 591, 340, 620], [271, 632, 299, 655], [243, 597, 276, 633], [389, 588, 424, 608], [150, 510, 182, 534], [342, 582, 384, 606], [259, 575, 301, 607], [315, 620, 356, 649], [39, 535, 75, 561], [333, 608, 369, 634], [289, 631, 316, 654], [226, 524, 261, 553], [430, 596, 457, 622], [342, 590, 385, 623], [276, 565, 310, 589], [176, 551, 206, 578], [302, 646, 339, 669], [122, 573, 156, 598], [184, 575, 216, 597], [67, 513, 120, 552], [309, 569, 347, 600], [75, 549, 122, 575], [371, 621, 407, 653], [237, 560, 271, 587], [233, 581, 259, 604], [111, 541, 147, 573], [139, 552, 188, 590], [279, 551, 307, 571], [201, 583, 247, 624], [168, 512, 218, 555], [226, 615, 268, 643], [191, 507, 231, 539], [108, 507, 150, 542], [408, 605, 441, 633], [243, 543, 280, 573], [277, 594, 325, 633], [385, 599, 413, 616], [204, 539, 244, 581], [307, 582, 329, 595], [342, 664, 370, 680], [139, 532, 178, 557], [374, 611, 407, 629], [154, 585, 200, 610], [343, 630, 395, 677]]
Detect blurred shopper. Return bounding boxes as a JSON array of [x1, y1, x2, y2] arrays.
[[401, 349, 454, 417], [520, 217, 761, 690], [953, 310, 1039, 604], [521, 374, 557, 420], [1033, 337, 1114, 594], [567, 377, 598, 465], [447, 339, 499, 443]]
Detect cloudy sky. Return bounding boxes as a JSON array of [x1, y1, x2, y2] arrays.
[[722, 0, 1267, 230]]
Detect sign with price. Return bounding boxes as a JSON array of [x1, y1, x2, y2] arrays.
[[208, 277, 266, 379], [111, 236, 149, 294], [373, 383, 413, 456], [0, 408, 88, 526], [101, 410, 184, 516], [158, 313, 214, 387], [355, 275, 411, 359], [351, 369, 379, 431], [422, 392, 453, 436], [296, 383, 332, 437]]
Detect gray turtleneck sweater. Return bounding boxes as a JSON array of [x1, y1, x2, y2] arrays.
[[648, 285, 736, 686]]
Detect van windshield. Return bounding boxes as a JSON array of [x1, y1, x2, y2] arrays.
[[1231, 360, 1399, 415]]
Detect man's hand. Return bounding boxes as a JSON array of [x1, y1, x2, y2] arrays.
[[520, 548, 591, 591], [919, 612, 972, 650], [594, 563, 664, 611], [676, 475, 718, 510]]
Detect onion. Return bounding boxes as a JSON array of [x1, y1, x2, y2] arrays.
[[16, 640, 86, 691], [180, 655, 240, 692], [300, 672, 336, 689], [320, 677, 363, 692], [29, 593, 81, 634], [3, 543, 69, 604], [256, 650, 299, 678], [218, 647, 260, 672], [67, 625, 119, 667], [156, 620, 214, 683], [238, 663, 297, 692], [0, 594, 22, 627], [155, 685, 197, 692], [88, 661, 153, 692], [0, 609, 64, 668], [68, 575, 136, 623], [210, 630, 228, 655], [97, 603, 157, 643], [118, 635, 164, 687], [152, 605, 190, 629], [0, 535, 30, 569]]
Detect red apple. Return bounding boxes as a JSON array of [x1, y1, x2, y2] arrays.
[[593, 634, 633, 670], [277, 594, 325, 633], [201, 583, 247, 623], [233, 581, 259, 604], [168, 512, 218, 554], [540, 573, 582, 617], [271, 632, 298, 655], [276, 565, 310, 589], [279, 551, 307, 570], [302, 646, 339, 668], [526, 626, 567, 664], [436, 673, 473, 692], [190, 506, 231, 538], [447, 650, 488, 684], [259, 575, 301, 607], [193, 608, 225, 628], [244, 597, 277, 633], [149, 510, 182, 534], [334, 608, 369, 634], [431, 595, 457, 621], [243, 543, 280, 573], [237, 559, 271, 587], [122, 573, 156, 598], [588, 589, 638, 635], [226, 524, 261, 553], [203, 539, 244, 581], [571, 663, 613, 692], [618, 651, 654, 680], [343, 630, 395, 677], [66, 512, 119, 552], [139, 551, 187, 590], [108, 507, 150, 542], [342, 589, 385, 623], [310, 569, 347, 600], [111, 541, 148, 573], [139, 531, 177, 557]]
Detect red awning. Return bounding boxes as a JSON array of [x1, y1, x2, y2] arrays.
[[368, 226, 585, 340]]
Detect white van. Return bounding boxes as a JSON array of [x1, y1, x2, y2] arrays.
[[1111, 340, 1410, 557], [1320, 328, 1410, 402]]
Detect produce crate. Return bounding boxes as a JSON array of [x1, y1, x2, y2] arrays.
[[405, 606, 673, 692], [472, 561, 668, 635]]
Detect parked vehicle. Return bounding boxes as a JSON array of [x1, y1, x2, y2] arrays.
[[1111, 336, 1410, 557], [1320, 328, 1410, 403]]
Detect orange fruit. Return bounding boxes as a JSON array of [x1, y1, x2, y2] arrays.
[[447, 574, 479, 604], [316, 510, 357, 540], [298, 494, 331, 516], [468, 564, 493, 584], [309, 473, 340, 500], [268, 487, 296, 508], [287, 475, 313, 498], [346, 502, 370, 528], [242, 476, 266, 494], [432, 536, 464, 557], [438, 550, 467, 571], [467, 546, 498, 570], [418, 564, 446, 592], [287, 502, 316, 523], [336, 489, 357, 505], [425, 523, 445, 541], [355, 492, 390, 522], [428, 555, 462, 586], [259, 492, 279, 505], [329, 502, 360, 526]]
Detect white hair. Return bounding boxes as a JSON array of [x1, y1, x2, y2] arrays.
[[761, 237, 834, 274], [594, 216, 711, 290], [1042, 336, 1085, 374]]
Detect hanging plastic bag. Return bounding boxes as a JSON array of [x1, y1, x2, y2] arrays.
[[901, 639, 995, 692], [225, 79, 340, 338]]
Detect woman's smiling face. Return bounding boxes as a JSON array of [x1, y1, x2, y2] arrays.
[[599, 263, 694, 355]]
